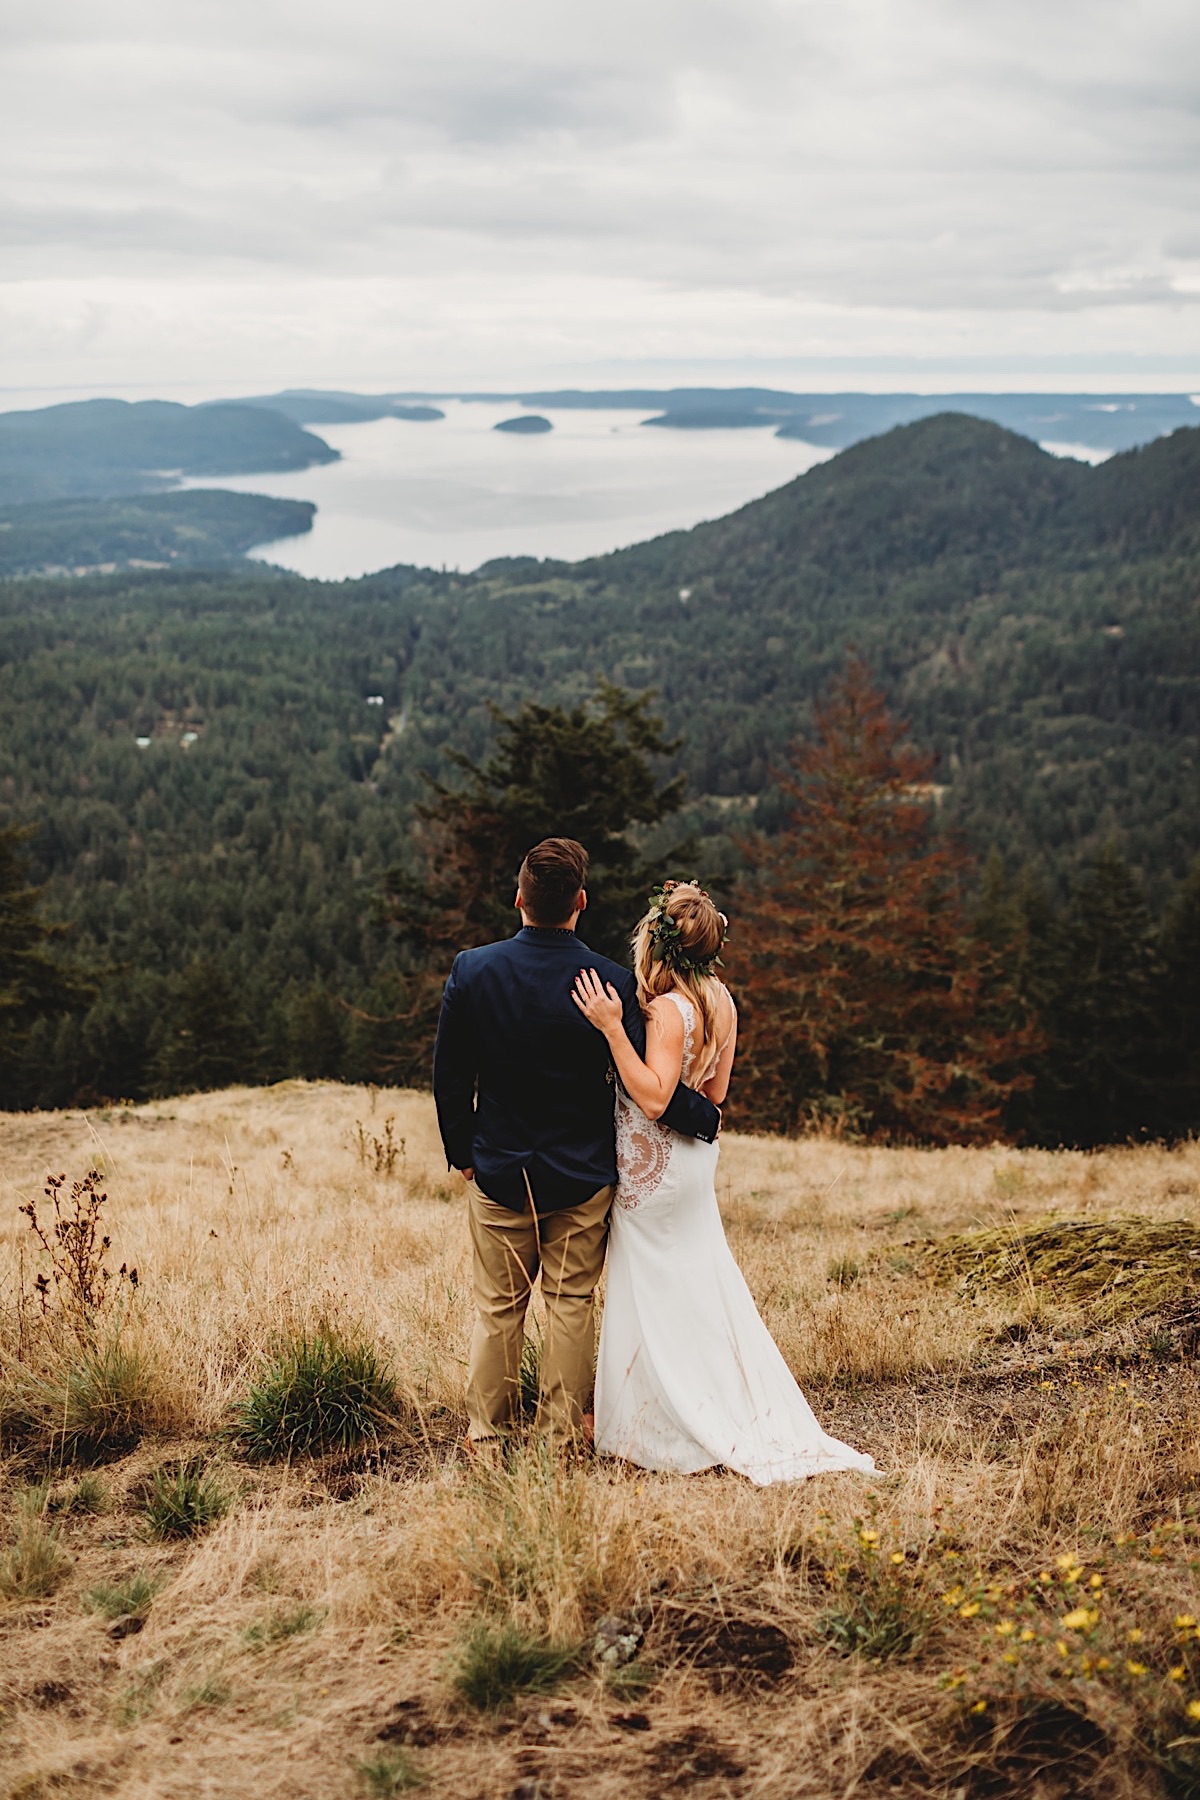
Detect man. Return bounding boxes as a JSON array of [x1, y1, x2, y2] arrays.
[[433, 836, 720, 1447]]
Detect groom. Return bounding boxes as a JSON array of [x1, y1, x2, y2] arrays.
[[433, 836, 720, 1446]]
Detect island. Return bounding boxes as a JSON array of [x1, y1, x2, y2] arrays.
[[493, 415, 553, 435]]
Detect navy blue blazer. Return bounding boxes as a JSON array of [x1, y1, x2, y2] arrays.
[[432, 925, 721, 1214]]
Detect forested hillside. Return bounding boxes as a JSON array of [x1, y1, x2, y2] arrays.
[[0, 398, 336, 506], [0, 491, 315, 578], [0, 413, 1197, 1116]]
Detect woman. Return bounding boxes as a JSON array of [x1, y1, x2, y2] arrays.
[[573, 880, 874, 1486]]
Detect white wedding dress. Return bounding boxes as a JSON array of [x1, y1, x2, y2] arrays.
[[595, 989, 876, 1485]]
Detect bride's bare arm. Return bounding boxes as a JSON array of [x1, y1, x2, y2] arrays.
[[572, 970, 684, 1120]]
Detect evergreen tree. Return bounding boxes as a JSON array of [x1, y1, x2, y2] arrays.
[[376, 682, 688, 1083], [1160, 856, 1200, 1137], [286, 983, 346, 1081], [0, 822, 88, 1105], [730, 659, 1036, 1143], [152, 956, 256, 1096], [1023, 845, 1165, 1146]]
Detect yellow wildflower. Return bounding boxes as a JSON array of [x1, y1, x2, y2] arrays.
[[1097, 1657, 1112, 1672], [1020, 1629, 1037, 1643], [1176, 1615, 1197, 1630], [1056, 1640, 1070, 1657], [1170, 1666, 1187, 1682], [1127, 1661, 1148, 1677], [1002, 1651, 1018, 1666], [890, 1552, 905, 1565], [1062, 1608, 1098, 1632], [1187, 1700, 1200, 1722], [995, 1620, 1016, 1637], [942, 1587, 964, 1607], [1089, 1574, 1103, 1590], [960, 1602, 981, 1620], [970, 1700, 987, 1714], [1037, 1571, 1052, 1585], [1128, 1628, 1145, 1644], [860, 1528, 879, 1546]]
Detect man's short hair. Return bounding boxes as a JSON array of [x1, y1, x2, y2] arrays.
[[518, 838, 589, 926]]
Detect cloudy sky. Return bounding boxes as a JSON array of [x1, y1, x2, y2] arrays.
[[3, 0, 1198, 396]]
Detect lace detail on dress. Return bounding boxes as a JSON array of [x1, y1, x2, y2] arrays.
[[615, 1092, 673, 1209], [615, 992, 697, 1211]]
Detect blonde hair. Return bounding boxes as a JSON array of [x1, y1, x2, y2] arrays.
[[631, 883, 726, 1078]]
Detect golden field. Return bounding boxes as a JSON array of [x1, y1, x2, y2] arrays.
[[2, 1082, 1199, 1800]]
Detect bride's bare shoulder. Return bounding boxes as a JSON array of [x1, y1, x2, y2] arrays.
[[645, 992, 686, 1035]]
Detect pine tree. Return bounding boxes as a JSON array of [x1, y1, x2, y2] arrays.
[[730, 659, 1036, 1143], [1023, 845, 1167, 1146], [152, 957, 256, 1096], [1161, 856, 1200, 1137], [373, 682, 688, 1083], [0, 822, 88, 1106]]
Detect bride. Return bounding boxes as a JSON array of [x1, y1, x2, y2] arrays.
[[572, 880, 874, 1486]]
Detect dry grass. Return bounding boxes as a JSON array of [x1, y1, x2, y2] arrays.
[[1, 1082, 1198, 1798]]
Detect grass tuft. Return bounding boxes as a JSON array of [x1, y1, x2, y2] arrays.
[[143, 1459, 230, 1539], [0, 1514, 69, 1601], [232, 1326, 399, 1459], [452, 1618, 579, 1710], [244, 1603, 322, 1647], [83, 1572, 161, 1619], [353, 1751, 427, 1794]]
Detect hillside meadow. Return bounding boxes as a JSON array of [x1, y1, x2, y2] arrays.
[[2, 1083, 1200, 1799]]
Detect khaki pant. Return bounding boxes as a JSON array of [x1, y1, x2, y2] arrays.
[[466, 1181, 612, 1440]]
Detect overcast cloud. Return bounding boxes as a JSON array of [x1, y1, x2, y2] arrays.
[[2, 0, 1198, 393]]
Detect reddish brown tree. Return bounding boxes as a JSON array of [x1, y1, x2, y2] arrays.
[[729, 658, 1036, 1143]]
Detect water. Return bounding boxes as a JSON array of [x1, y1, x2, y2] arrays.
[[180, 400, 836, 580]]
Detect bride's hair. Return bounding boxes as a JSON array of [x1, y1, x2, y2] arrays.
[[631, 882, 727, 1078]]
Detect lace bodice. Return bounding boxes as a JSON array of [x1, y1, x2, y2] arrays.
[[614, 988, 732, 1210]]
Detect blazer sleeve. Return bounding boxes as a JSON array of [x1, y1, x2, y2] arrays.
[[615, 970, 720, 1145], [660, 1079, 721, 1143], [432, 955, 477, 1170]]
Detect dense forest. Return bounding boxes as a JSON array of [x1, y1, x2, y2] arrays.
[[0, 413, 1197, 1136]]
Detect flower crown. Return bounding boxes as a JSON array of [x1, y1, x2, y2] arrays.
[[646, 879, 729, 977]]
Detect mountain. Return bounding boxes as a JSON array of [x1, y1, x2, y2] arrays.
[[1, 413, 1197, 1107], [0, 398, 337, 506], [225, 390, 444, 425], [378, 386, 1199, 455]]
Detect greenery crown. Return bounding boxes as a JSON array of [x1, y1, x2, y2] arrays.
[[646, 878, 729, 976]]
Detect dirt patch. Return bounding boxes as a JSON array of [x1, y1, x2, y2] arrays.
[[665, 1610, 794, 1689], [648, 1726, 747, 1787]]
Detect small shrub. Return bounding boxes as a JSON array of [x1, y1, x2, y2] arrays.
[[827, 1254, 862, 1288], [452, 1618, 579, 1710], [815, 1587, 925, 1660], [353, 1118, 404, 1177], [354, 1751, 427, 1795], [83, 1573, 161, 1619], [233, 1327, 399, 1459], [143, 1460, 230, 1539], [18, 1168, 138, 1346], [0, 1515, 69, 1600]]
